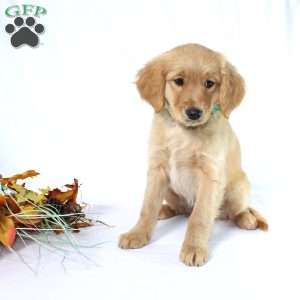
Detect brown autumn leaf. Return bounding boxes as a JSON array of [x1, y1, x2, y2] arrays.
[[47, 179, 79, 204], [0, 195, 7, 206], [72, 220, 93, 229], [3, 196, 21, 214], [0, 195, 21, 214], [0, 170, 39, 185], [0, 214, 16, 247]]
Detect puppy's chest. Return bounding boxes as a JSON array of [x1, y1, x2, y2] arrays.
[[167, 133, 204, 206]]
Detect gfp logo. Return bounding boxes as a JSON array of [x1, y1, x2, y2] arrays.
[[4, 4, 47, 48]]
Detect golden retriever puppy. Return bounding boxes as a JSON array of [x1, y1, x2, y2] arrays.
[[119, 44, 268, 266]]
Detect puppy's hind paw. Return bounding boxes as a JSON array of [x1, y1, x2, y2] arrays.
[[234, 207, 268, 231], [158, 204, 178, 220]]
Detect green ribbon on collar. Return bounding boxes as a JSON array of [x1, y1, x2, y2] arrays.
[[212, 104, 221, 114]]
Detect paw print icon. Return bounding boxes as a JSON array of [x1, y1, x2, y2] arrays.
[[5, 16, 45, 48]]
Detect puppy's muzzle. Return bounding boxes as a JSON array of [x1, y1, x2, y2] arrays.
[[185, 107, 203, 120]]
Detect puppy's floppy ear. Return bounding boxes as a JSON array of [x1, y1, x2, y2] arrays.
[[136, 58, 166, 112], [219, 59, 245, 118]]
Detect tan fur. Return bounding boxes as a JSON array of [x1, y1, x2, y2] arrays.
[[119, 44, 268, 266]]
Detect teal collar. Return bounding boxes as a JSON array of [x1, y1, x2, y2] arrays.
[[212, 104, 221, 114]]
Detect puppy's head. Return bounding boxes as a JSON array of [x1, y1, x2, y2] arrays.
[[136, 44, 245, 127]]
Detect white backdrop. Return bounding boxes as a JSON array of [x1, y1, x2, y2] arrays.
[[0, 1, 299, 299]]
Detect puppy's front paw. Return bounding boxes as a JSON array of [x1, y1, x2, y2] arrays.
[[180, 245, 209, 267], [119, 230, 150, 249]]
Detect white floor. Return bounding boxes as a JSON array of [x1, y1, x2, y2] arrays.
[[2, 177, 299, 300]]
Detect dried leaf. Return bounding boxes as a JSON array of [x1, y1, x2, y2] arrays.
[[72, 220, 93, 229], [0, 172, 93, 248], [10, 183, 46, 205], [0, 170, 39, 185], [0, 195, 6, 206], [0, 214, 16, 247], [0, 195, 21, 213], [4, 197, 21, 214], [47, 179, 79, 204], [14, 205, 41, 226]]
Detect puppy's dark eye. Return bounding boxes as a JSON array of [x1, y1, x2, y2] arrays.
[[174, 78, 184, 86], [204, 80, 215, 89]]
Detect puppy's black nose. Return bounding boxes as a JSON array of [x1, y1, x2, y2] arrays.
[[185, 107, 202, 120]]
